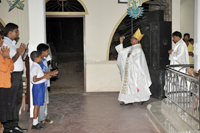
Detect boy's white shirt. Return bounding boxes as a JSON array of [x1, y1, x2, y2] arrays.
[[30, 62, 46, 84]]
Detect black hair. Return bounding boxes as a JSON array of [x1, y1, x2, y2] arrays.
[[4, 23, 18, 36], [172, 31, 182, 38], [184, 33, 190, 38], [37, 43, 49, 55], [30, 51, 40, 62], [189, 38, 194, 42]]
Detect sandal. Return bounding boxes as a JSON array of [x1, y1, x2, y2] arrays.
[[44, 119, 54, 125]]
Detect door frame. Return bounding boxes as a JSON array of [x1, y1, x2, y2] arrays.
[[46, 15, 86, 93]]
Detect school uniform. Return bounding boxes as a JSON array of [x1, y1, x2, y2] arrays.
[[30, 62, 46, 105], [38, 57, 49, 122]]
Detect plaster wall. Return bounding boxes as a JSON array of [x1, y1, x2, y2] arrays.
[[180, 0, 194, 39], [0, 0, 29, 46], [82, 0, 127, 92]]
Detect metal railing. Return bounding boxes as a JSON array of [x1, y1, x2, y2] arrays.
[[164, 64, 200, 130]]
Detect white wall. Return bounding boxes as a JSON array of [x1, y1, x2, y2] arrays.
[[0, 1, 29, 76], [0, 0, 29, 46], [83, 0, 127, 61], [172, 0, 181, 33], [86, 61, 121, 92], [194, 0, 200, 70], [171, 0, 194, 48], [180, 0, 194, 38], [172, 0, 181, 48], [82, 0, 127, 92]]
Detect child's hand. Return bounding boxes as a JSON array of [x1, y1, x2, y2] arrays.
[[51, 70, 58, 76]]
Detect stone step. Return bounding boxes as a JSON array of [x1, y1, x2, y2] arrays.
[[147, 99, 198, 133]]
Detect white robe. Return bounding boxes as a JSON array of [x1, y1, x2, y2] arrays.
[[169, 39, 189, 72], [116, 44, 152, 103], [165, 39, 190, 92]]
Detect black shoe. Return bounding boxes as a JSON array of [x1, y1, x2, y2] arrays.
[[120, 102, 124, 105], [3, 129, 21, 133], [3, 130, 13, 133], [38, 122, 45, 128], [120, 102, 132, 106], [31, 123, 45, 130], [14, 126, 28, 132]]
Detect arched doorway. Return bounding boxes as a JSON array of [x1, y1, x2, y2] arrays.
[[46, 0, 88, 93]]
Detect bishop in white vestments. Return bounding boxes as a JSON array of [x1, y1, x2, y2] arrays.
[[116, 28, 152, 105]]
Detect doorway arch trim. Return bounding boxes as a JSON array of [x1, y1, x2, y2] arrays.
[[106, 12, 127, 60], [46, 0, 89, 15], [0, 18, 6, 27]]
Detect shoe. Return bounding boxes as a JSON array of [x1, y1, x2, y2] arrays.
[[38, 122, 45, 128], [40, 119, 54, 125], [31, 123, 45, 130], [120, 102, 124, 105], [14, 126, 28, 132], [120, 102, 132, 106], [44, 119, 54, 125], [3, 129, 21, 133]]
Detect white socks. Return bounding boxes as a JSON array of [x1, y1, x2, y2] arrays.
[[33, 117, 38, 126]]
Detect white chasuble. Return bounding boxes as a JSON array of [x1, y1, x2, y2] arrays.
[[116, 44, 152, 103]]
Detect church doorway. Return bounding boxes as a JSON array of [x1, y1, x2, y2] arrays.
[[45, 0, 88, 94], [46, 17, 84, 94]]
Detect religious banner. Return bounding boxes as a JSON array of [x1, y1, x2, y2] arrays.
[[6, 0, 25, 12], [127, 0, 144, 19]]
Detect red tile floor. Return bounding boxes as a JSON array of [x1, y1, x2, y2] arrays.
[[15, 93, 159, 133]]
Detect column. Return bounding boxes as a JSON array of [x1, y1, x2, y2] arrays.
[[194, 0, 200, 70], [172, 0, 181, 49], [28, 0, 46, 117]]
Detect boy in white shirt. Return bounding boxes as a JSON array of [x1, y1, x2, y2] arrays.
[[30, 51, 51, 130]]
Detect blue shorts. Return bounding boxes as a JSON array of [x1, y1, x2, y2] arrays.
[[32, 82, 45, 105]]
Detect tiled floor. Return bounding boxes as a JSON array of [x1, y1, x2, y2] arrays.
[[17, 93, 159, 133]]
